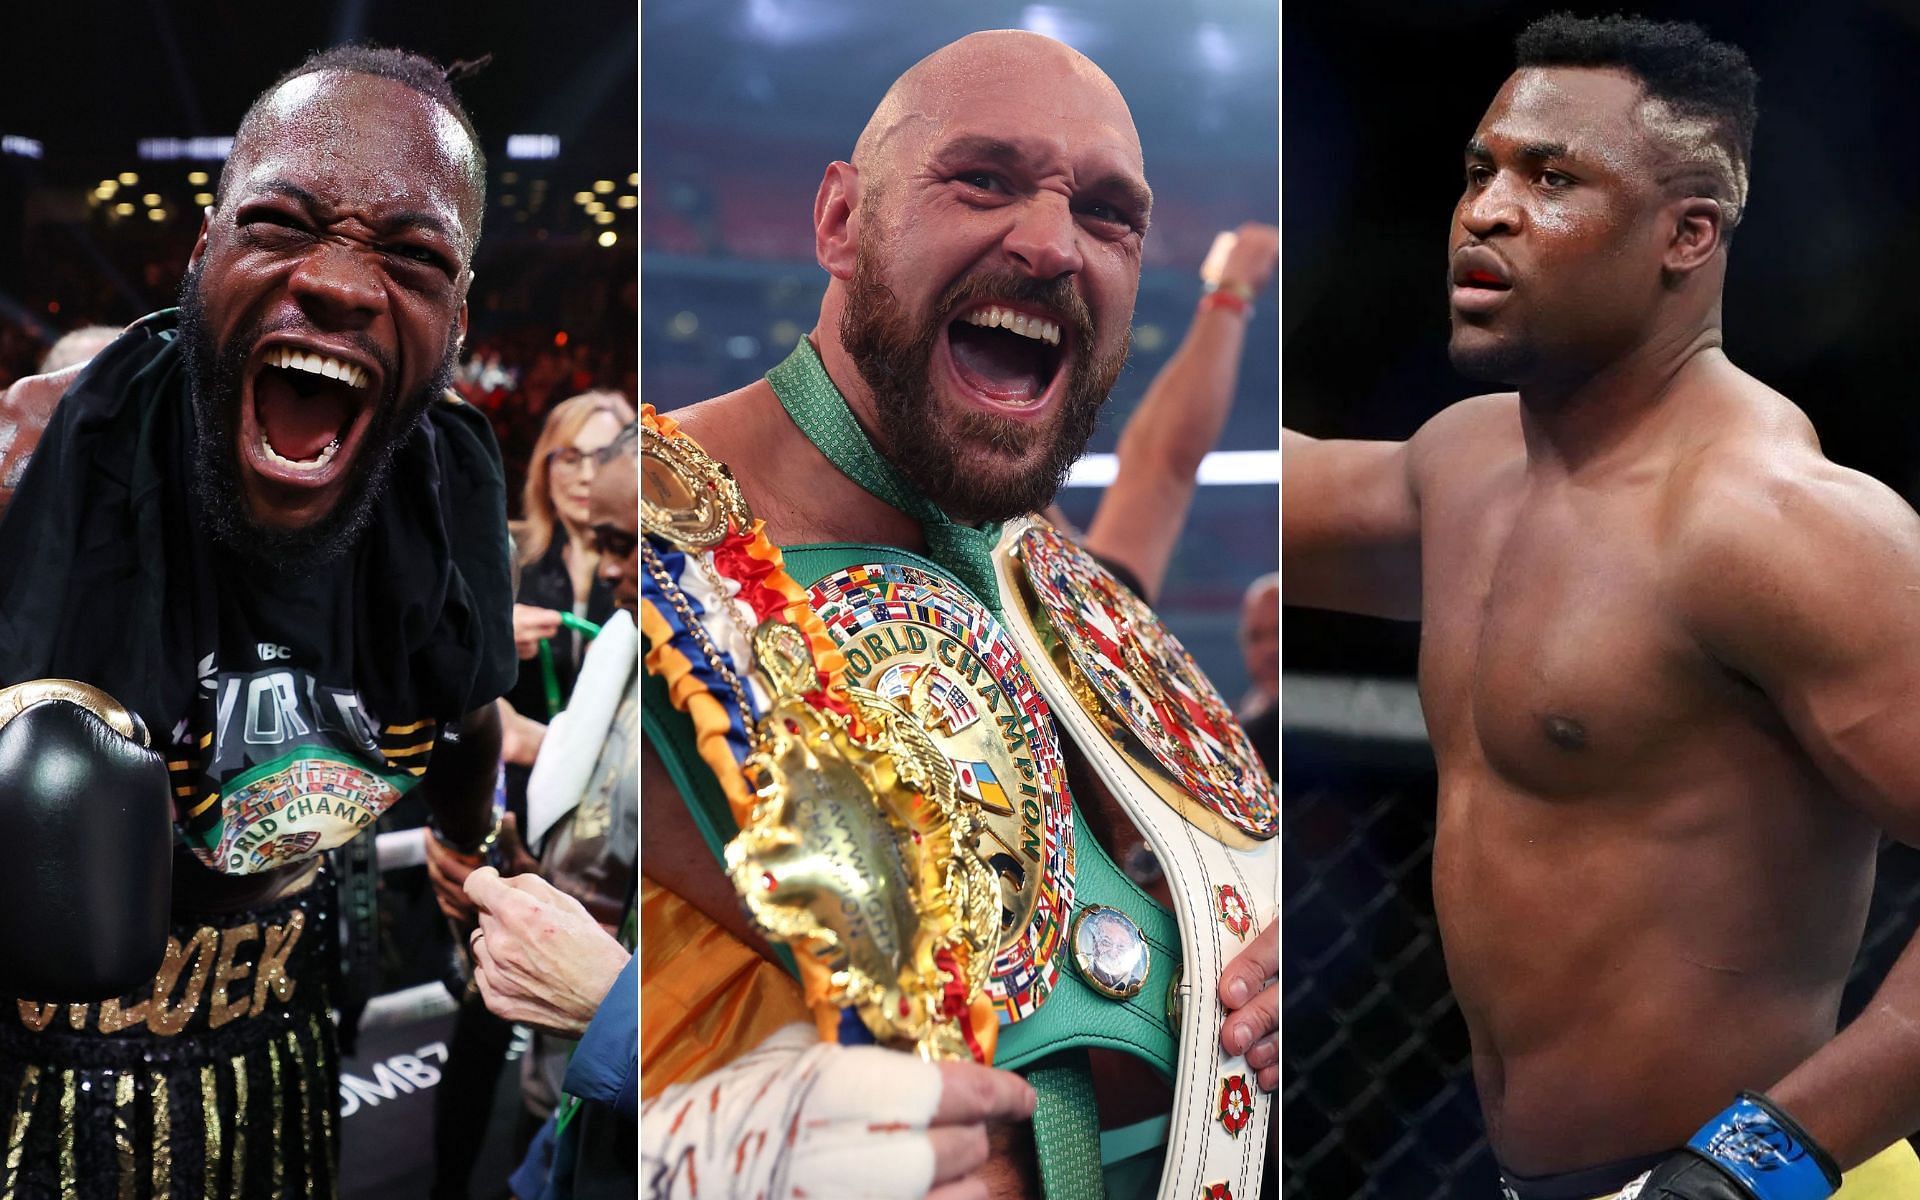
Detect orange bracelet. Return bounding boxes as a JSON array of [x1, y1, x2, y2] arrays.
[[1199, 286, 1252, 318]]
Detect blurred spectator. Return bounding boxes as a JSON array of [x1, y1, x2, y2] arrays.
[[500, 390, 637, 774], [1238, 572, 1280, 779], [430, 392, 633, 1199], [513, 424, 638, 1162], [429, 424, 639, 1199], [38, 324, 122, 373]]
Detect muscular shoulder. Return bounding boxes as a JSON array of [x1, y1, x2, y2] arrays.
[[1405, 391, 1523, 492], [0, 366, 83, 436], [666, 381, 854, 544], [1665, 425, 1920, 677], [669, 380, 794, 469]]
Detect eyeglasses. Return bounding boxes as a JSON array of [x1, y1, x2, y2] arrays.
[[549, 446, 600, 473], [590, 525, 638, 559]]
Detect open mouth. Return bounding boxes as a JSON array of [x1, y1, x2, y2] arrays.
[[939, 302, 1070, 419], [239, 340, 381, 495]]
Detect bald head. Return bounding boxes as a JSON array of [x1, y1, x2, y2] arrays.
[[851, 31, 1143, 189], [807, 30, 1151, 525]]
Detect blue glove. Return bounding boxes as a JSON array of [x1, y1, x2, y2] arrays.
[[1635, 1092, 1841, 1200]]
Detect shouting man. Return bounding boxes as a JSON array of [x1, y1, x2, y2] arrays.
[[641, 29, 1275, 1200], [0, 45, 513, 1196]]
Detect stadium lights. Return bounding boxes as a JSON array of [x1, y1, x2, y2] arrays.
[[1064, 450, 1280, 488], [598, 231, 617, 248], [505, 135, 560, 160], [1, 135, 43, 159], [138, 137, 233, 161]]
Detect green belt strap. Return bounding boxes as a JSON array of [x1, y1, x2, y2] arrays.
[[1028, 1054, 1106, 1200], [766, 339, 1005, 615], [643, 537, 1176, 1197]]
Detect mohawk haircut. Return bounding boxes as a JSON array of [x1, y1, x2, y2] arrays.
[[1516, 13, 1758, 230], [217, 43, 488, 221]]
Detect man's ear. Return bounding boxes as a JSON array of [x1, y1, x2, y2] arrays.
[[814, 161, 862, 280], [187, 209, 213, 271], [1663, 196, 1724, 277]]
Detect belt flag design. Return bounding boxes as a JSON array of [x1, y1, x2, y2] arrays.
[[809, 561, 1077, 1025], [1014, 519, 1277, 842]]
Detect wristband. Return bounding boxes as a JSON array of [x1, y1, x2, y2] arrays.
[[1199, 282, 1253, 318], [1685, 1091, 1841, 1200]]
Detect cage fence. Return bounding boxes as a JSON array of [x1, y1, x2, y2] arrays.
[[1280, 675, 1920, 1199]]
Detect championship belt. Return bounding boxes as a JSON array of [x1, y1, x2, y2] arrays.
[[993, 515, 1278, 1200], [784, 544, 1182, 1197], [639, 408, 999, 1061]]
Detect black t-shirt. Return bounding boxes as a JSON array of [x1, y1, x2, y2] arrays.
[[0, 311, 516, 877]]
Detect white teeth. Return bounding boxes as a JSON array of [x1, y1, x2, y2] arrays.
[[959, 307, 1062, 347], [269, 346, 367, 389], [260, 433, 340, 472]]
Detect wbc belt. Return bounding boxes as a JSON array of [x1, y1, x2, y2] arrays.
[[784, 547, 1182, 1081], [991, 516, 1278, 1200]]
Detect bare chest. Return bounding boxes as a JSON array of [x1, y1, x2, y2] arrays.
[[1417, 478, 1728, 794]]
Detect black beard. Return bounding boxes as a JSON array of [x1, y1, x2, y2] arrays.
[[177, 270, 456, 576], [838, 244, 1127, 524]]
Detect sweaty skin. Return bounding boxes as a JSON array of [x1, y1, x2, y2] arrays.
[[1285, 66, 1920, 1175], [0, 70, 496, 916]]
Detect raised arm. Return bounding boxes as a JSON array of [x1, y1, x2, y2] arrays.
[[1281, 427, 1421, 621], [1674, 457, 1920, 1176], [1080, 223, 1276, 603]]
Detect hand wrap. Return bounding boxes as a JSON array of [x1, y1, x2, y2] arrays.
[[641, 1023, 945, 1200]]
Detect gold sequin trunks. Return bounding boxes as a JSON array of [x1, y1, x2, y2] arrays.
[[0, 882, 338, 1198]]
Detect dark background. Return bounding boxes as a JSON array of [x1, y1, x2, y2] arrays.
[[641, 0, 1281, 702], [1284, 0, 1920, 678]]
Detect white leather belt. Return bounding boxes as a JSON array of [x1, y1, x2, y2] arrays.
[[993, 516, 1277, 1200]]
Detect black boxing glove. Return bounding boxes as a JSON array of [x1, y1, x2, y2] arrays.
[[1634, 1092, 1841, 1200], [0, 681, 172, 1001]]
